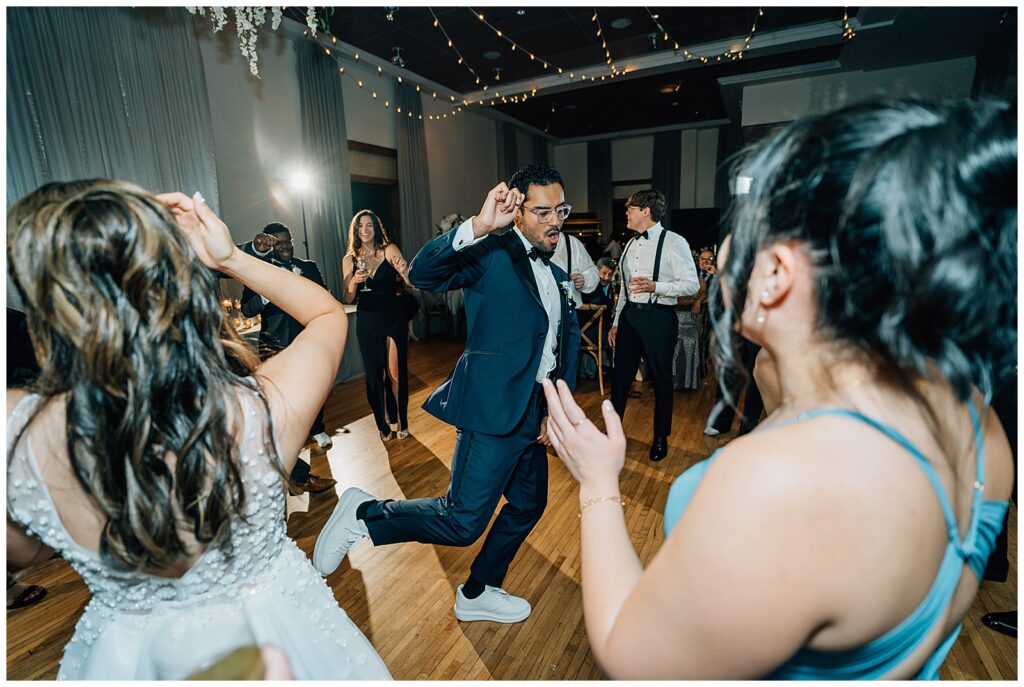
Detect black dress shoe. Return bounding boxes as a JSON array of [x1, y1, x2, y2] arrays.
[[649, 436, 669, 462], [981, 610, 1017, 638]]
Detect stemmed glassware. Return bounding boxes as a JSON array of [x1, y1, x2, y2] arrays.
[[355, 256, 372, 292]]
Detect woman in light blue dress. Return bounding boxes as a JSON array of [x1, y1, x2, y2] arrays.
[[540, 98, 1015, 679]]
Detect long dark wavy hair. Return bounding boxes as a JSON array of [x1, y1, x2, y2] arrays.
[[710, 98, 1016, 412], [7, 180, 276, 571], [346, 209, 391, 258]]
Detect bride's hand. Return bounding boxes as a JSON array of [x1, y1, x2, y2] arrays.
[[541, 378, 626, 490], [156, 192, 237, 270]]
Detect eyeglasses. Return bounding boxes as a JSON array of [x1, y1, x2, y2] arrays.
[[520, 203, 572, 223]]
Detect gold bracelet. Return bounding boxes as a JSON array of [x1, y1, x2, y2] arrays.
[[578, 495, 625, 517]]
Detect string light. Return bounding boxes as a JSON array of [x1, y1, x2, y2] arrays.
[[842, 7, 857, 40], [645, 6, 764, 62], [592, 9, 622, 77], [429, 7, 488, 88], [297, 11, 583, 122], [467, 6, 584, 80]]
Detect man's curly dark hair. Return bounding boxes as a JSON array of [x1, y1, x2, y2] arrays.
[[509, 164, 565, 203]]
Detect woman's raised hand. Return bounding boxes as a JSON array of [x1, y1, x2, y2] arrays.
[[156, 192, 236, 270], [541, 379, 626, 489]]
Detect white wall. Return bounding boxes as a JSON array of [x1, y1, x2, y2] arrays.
[[742, 57, 977, 127], [197, 23, 306, 244], [422, 96, 497, 222], [341, 61, 397, 149], [553, 142, 588, 211]]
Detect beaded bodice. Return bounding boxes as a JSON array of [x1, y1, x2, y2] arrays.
[[6, 381, 288, 615]]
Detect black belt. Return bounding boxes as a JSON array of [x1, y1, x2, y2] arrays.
[[626, 302, 674, 311]]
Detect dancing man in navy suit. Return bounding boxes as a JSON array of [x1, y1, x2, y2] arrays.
[[314, 164, 581, 623]]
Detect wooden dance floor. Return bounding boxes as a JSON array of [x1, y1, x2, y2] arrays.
[[6, 338, 1018, 680]]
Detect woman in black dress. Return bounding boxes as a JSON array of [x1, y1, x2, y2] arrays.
[[343, 210, 414, 441]]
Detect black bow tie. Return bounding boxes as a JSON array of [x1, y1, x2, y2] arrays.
[[634, 231, 648, 240], [527, 247, 552, 265]]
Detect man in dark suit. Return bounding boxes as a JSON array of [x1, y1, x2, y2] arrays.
[[313, 164, 581, 624], [240, 222, 337, 495], [578, 257, 616, 378]]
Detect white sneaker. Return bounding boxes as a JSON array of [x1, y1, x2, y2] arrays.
[[312, 487, 373, 576], [313, 432, 333, 449], [703, 426, 721, 437], [454, 584, 532, 623]]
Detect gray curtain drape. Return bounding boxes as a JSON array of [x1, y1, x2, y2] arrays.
[[497, 121, 519, 180], [295, 40, 353, 299], [532, 135, 549, 167], [396, 83, 433, 255], [6, 7, 219, 210], [651, 130, 681, 223], [587, 140, 613, 240]]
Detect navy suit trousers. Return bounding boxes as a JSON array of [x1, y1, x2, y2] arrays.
[[361, 384, 548, 588]]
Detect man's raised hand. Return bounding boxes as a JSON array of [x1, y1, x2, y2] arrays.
[[472, 182, 524, 238]]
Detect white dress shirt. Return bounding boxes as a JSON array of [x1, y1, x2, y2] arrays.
[[453, 219, 561, 382], [550, 232, 598, 308], [612, 222, 699, 327]]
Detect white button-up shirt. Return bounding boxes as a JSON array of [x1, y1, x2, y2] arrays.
[[453, 219, 561, 382], [612, 222, 699, 327], [550, 231, 598, 309]]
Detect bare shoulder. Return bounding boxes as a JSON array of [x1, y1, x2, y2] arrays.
[[698, 416, 905, 514], [385, 243, 404, 258]]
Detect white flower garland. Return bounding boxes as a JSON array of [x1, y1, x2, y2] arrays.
[[187, 6, 319, 78]]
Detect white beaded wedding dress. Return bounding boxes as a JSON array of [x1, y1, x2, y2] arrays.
[[6, 383, 391, 680]]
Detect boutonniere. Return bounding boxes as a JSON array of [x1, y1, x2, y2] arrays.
[[559, 280, 577, 308], [292, 266, 303, 275]]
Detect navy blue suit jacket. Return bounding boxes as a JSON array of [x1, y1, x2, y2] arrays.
[[409, 227, 581, 436]]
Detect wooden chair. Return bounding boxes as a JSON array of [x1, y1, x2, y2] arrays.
[[576, 303, 607, 396]]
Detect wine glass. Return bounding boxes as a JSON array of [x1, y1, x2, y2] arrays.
[[355, 257, 372, 292]]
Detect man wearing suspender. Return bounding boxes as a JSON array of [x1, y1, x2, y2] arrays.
[[550, 227, 599, 309], [609, 190, 700, 461]]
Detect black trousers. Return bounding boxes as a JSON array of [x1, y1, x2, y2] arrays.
[[611, 304, 677, 437], [708, 340, 764, 435], [290, 409, 326, 484], [360, 385, 548, 588]]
